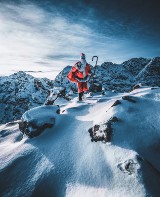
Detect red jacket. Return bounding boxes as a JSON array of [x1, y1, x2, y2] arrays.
[[67, 61, 91, 83]]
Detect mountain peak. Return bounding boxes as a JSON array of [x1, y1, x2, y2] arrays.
[[0, 72, 54, 124]]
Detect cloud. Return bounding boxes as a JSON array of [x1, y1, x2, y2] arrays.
[[0, 1, 159, 79], [0, 2, 98, 76]]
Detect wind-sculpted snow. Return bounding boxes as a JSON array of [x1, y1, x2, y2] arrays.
[[0, 87, 160, 197], [0, 71, 53, 124]]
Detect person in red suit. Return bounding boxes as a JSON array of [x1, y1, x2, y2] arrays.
[[67, 53, 92, 101]]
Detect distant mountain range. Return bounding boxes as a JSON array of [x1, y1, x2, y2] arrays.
[[0, 57, 160, 124], [0, 71, 53, 124], [54, 57, 160, 92]]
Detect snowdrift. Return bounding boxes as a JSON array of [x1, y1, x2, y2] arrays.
[[0, 87, 160, 197], [19, 105, 60, 138]]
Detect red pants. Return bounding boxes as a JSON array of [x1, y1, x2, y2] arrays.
[[77, 82, 88, 93]]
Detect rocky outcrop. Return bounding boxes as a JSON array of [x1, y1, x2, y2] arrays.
[[88, 116, 119, 143], [19, 105, 60, 138]]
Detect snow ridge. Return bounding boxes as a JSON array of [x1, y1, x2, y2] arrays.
[[0, 87, 160, 196]]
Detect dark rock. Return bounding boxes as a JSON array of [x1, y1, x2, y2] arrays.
[[111, 100, 121, 107], [109, 116, 119, 122], [45, 87, 71, 105], [19, 120, 54, 138], [88, 115, 120, 143], [19, 121, 28, 135], [122, 96, 136, 103], [106, 100, 121, 113], [18, 105, 59, 138], [132, 83, 142, 90], [151, 87, 159, 90]]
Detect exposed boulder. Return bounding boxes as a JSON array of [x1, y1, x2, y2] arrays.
[[132, 83, 142, 90], [122, 96, 136, 103], [19, 105, 60, 138], [88, 116, 119, 143]]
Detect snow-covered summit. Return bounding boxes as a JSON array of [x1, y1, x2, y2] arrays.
[[0, 87, 160, 196], [0, 71, 53, 124]]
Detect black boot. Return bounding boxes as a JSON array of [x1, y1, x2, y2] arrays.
[[79, 92, 84, 101]]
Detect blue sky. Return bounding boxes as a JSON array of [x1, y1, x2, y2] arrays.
[[0, 0, 160, 79]]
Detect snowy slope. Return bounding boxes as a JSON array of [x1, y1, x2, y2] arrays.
[[0, 87, 160, 197]]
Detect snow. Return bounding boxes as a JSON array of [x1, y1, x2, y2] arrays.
[[0, 87, 160, 196], [20, 105, 60, 137], [0, 71, 54, 124], [22, 105, 59, 127]]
